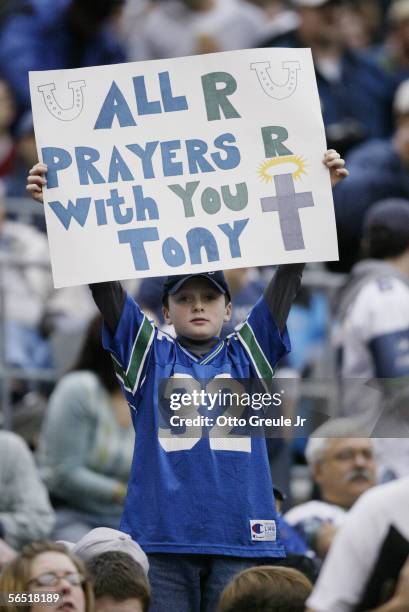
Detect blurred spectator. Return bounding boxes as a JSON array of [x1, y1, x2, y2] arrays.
[[339, 1, 384, 50], [375, 0, 409, 89], [262, 0, 391, 155], [336, 198, 409, 382], [0, 78, 17, 177], [0, 540, 94, 612], [0, 0, 126, 113], [4, 111, 38, 199], [66, 527, 149, 577], [285, 420, 376, 558], [217, 565, 312, 612], [0, 431, 55, 561], [86, 550, 150, 612], [272, 487, 319, 583], [240, 0, 300, 44], [307, 477, 409, 612], [63, 527, 150, 612], [132, 0, 266, 60], [334, 199, 409, 479], [0, 186, 54, 370], [333, 78, 409, 271], [340, 0, 389, 50], [119, 0, 156, 61], [37, 315, 134, 541]]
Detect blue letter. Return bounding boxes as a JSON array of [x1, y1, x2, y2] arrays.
[[132, 185, 159, 221], [126, 141, 158, 179], [75, 147, 105, 185], [95, 199, 107, 226], [106, 189, 133, 224], [186, 139, 214, 174], [133, 76, 162, 116], [41, 147, 72, 189], [161, 141, 183, 177], [108, 146, 134, 182], [211, 133, 241, 170], [48, 198, 91, 230], [218, 219, 249, 257], [159, 71, 188, 112], [162, 237, 186, 267], [118, 228, 159, 270], [187, 227, 219, 264], [94, 81, 137, 129]]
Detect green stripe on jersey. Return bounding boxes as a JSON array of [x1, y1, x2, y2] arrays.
[[237, 322, 274, 379], [126, 316, 155, 391], [111, 357, 131, 392]]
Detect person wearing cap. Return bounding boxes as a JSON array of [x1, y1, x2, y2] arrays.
[[63, 527, 150, 612], [334, 197, 409, 480], [336, 197, 409, 384], [26, 151, 348, 612], [260, 0, 391, 157]]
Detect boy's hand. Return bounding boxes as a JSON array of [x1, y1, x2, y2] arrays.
[[323, 149, 349, 187], [26, 162, 47, 204]]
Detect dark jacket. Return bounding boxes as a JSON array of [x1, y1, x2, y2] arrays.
[[0, 0, 126, 111], [261, 30, 392, 154], [333, 139, 409, 271]]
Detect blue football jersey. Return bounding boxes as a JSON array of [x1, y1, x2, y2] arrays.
[[102, 294, 290, 557]]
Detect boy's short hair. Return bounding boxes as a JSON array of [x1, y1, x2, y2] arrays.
[[217, 565, 312, 612], [86, 550, 150, 611], [162, 271, 231, 304]]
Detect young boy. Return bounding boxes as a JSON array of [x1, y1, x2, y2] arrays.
[[27, 150, 347, 612]]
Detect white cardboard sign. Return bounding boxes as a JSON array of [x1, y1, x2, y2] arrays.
[[29, 48, 338, 288]]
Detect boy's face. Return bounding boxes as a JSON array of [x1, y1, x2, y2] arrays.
[[162, 277, 231, 340]]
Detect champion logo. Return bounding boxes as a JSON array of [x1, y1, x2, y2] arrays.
[[250, 520, 276, 541]]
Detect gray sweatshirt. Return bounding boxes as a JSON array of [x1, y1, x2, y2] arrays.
[[0, 431, 55, 549]]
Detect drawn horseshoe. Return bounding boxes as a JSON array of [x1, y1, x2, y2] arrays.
[[37, 80, 86, 121], [250, 61, 300, 100]]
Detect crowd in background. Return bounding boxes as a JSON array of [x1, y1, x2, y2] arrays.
[[2, 0, 409, 610]]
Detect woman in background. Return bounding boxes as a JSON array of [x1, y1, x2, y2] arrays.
[[0, 540, 93, 612], [37, 315, 134, 541]]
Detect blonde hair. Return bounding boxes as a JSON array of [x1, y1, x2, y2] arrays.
[[0, 541, 94, 612], [217, 565, 312, 612]]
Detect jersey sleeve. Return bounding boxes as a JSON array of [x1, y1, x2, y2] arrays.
[[102, 293, 155, 395], [235, 296, 291, 378], [345, 278, 409, 378]]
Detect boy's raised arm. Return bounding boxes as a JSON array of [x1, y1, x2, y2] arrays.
[[89, 281, 126, 334], [264, 264, 305, 332], [27, 163, 126, 334]]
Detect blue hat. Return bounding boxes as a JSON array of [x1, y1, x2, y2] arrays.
[[162, 271, 231, 302]]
